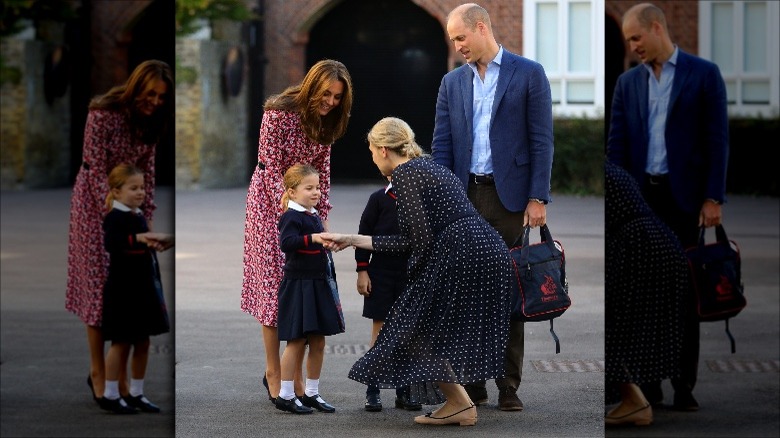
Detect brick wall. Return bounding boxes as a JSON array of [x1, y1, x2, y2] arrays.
[[263, 0, 524, 98], [0, 0, 163, 189], [175, 20, 249, 189], [175, 38, 203, 188]]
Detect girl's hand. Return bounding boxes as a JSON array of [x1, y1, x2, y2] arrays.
[[357, 271, 371, 296]]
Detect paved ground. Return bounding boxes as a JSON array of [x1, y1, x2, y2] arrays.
[[1, 186, 777, 437]]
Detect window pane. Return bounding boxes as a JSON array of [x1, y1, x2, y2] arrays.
[[725, 80, 737, 104], [742, 80, 770, 104], [567, 81, 594, 104], [550, 80, 561, 104], [711, 3, 734, 73], [537, 3, 559, 72], [744, 2, 767, 72], [568, 2, 591, 72]]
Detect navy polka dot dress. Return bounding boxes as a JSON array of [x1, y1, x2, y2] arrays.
[[605, 161, 687, 403], [348, 157, 512, 405]]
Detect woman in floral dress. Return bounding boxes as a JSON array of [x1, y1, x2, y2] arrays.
[[65, 60, 174, 403], [241, 59, 353, 401]]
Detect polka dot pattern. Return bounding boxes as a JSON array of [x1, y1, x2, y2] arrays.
[[605, 162, 687, 400], [348, 157, 512, 405]]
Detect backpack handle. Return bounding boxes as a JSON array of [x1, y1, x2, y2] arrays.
[[697, 224, 729, 246], [512, 224, 558, 262]]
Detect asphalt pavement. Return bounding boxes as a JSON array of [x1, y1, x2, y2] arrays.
[[1, 186, 777, 437]]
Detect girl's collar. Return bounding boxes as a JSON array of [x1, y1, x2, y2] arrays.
[[112, 200, 142, 214], [287, 200, 318, 215]]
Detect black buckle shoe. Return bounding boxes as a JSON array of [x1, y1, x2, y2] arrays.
[[99, 397, 138, 414], [275, 396, 313, 414], [300, 394, 336, 413], [394, 393, 422, 411], [125, 394, 161, 413], [262, 374, 274, 404], [365, 392, 382, 412], [87, 375, 100, 405]]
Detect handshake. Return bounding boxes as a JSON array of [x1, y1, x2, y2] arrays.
[[317, 233, 368, 252], [138, 232, 175, 252]]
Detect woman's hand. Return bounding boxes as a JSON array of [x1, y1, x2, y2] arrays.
[[319, 232, 353, 252], [321, 233, 374, 251], [142, 232, 175, 251]]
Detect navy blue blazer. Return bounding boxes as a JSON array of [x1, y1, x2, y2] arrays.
[[431, 49, 554, 212], [607, 49, 729, 214]]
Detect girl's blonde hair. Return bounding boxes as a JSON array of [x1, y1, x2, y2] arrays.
[[366, 117, 424, 159], [105, 163, 144, 211], [280, 163, 320, 211]]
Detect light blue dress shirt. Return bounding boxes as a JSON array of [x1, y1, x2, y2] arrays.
[[468, 46, 503, 175], [643, 46, 679, 175]]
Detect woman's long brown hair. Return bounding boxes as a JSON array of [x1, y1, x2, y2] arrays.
[[264, 59, 353, 145], [89, 60, 174, 144]]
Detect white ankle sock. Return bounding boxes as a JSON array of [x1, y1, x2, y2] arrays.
[[305, 378, 319, 397], [130, 378, 144, 397], [104, 380, 120, 400], [279, 380, 295, 400]]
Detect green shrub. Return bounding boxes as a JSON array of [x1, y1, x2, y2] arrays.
[[552, 118, 605, 195], [176, 0, 258, 36]]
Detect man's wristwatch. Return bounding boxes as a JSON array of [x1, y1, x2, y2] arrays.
[[529, 198, 546, 205], [706, 198, 722, 205]]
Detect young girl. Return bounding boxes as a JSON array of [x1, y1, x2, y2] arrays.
[[100, 163, 172, 414], [355, 178, 420, 412], [275, 164, 344, 414]]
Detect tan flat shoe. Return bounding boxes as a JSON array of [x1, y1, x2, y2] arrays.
[[414, 404, 477, 426], [605, 404, 652, 426]]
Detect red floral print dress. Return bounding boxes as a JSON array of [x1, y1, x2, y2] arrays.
[[241, 109, 332, 326], [65, 109, 157, 326]]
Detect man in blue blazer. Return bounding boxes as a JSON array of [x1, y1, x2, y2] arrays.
[[607, 3, 729, 412], [432, 3, 554, 412]]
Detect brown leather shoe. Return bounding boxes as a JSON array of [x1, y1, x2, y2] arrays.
[[498, 387, 524, 411]]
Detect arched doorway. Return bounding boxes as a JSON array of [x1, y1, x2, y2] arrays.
[[306, 0, 448, 181]]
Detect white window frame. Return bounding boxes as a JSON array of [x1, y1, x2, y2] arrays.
[[699, 1, 780, 118], [523, 0, 604, 118]]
